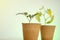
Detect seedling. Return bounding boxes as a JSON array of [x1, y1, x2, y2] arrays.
[[35, 7, 54, 24], [16, 12, 42, 23]]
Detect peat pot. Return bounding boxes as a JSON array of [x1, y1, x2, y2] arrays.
[[22, 23, 41, 40], [41, 25, 55, 40]]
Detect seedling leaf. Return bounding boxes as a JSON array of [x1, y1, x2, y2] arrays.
[[24, 12, 28, 15], [46, 9, 52, 17], [46, 16, 54, 24], [35, 12, 42, 22], [27, 14, 32, 19]]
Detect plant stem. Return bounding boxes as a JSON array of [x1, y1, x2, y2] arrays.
[[29, 19, 31, 23], [29, 18, 32, 23], [43, 14, 46, 24], [24, 15, 30, 23]]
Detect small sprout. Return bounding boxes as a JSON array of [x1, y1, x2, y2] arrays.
[[43, 8, 54, 24], [35, 7, 54, 24], [42, 9, 54, 24], [16, 12, 40, 23]]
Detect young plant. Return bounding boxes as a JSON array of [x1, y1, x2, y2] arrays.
[[45, 9, 54, 24], [16, 12, 42, 23], [35, 7, 54, 24]]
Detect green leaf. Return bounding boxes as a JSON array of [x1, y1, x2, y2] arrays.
[[35, 12, 42, 22], [31, 13, 39, 18], [16, 12, 28, 15], [16, 13, 23, 15], [46, 16, 54, 24], [35, 15, 40, 22], [46, 9, 52, 17], [27, 14, 32, 19], [24, 12, 28, 15]]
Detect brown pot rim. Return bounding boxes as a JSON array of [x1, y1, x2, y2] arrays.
[[42, 25, 56, 27], [22, 23, 41, 25]]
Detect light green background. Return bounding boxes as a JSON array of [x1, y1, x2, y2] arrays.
[[0, 0, 60, 40]]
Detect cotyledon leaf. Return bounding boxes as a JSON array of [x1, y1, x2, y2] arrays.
[[46, 16, 54, 24], [35, 12, 42, 22]]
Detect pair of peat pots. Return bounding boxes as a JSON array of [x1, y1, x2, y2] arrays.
[[22, 23, 55, 40]]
